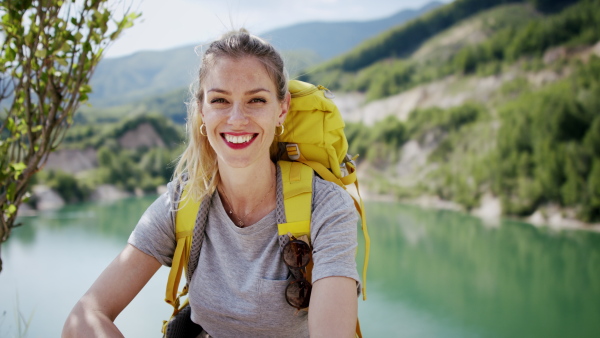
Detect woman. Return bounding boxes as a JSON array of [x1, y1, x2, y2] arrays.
[[63, 29, 360, 337]]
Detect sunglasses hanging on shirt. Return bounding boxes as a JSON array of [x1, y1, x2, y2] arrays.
[[281, 235, 312, 309]]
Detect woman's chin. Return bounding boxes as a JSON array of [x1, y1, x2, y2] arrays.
[[218, 155, 267, 170]]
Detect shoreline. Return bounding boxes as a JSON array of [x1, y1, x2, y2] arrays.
[[359, 188, 600, 233], [19, 183, 600, 233]]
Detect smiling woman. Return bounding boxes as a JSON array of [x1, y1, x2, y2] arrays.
[[200, 57, 286, 171], [62, 29, 360, 338]]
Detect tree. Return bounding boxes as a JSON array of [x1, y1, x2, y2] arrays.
[[0, 0, 139, 272]]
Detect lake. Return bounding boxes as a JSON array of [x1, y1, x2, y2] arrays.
[[1, 197, 599, 337]]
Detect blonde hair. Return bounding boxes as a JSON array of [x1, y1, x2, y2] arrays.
[[173, 29, 289, 202]]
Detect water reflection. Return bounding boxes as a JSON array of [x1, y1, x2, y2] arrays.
[[1, 195, 169, 338], [2, 198, 599, 337], [361, 202, 600, 338], [12, 195, 158, 247]]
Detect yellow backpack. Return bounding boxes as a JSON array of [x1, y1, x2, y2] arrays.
[[163, 80, 371, 337], [279, 80, 370, 299]]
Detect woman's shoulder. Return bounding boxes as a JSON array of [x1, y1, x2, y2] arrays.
[[312, 175, 355, 210], [127, 179, 181, 267]]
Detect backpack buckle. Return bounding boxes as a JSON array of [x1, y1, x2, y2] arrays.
[[286, 143, 301, 160], [341, 154, 357, 177], [344, 153, 357, 167]]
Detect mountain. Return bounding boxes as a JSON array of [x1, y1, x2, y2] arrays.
[[300, 0, 530, 86], [88, 2, 443, 107], [300, 0, 581, 92], [90, 45, 200, 107], [262, 2, 443, 61]]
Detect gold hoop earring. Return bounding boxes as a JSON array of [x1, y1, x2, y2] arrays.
[[275, 124, 284, 136], [200, 123, 207, 136]]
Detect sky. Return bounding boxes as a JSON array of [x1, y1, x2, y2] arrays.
[[105, 0, 451, 59]]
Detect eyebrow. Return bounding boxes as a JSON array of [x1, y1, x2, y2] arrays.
[[206, 88, 271, 95], [245, 88, 271, 95]]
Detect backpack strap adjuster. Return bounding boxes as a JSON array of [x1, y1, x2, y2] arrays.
[[286, 143, 301, 161]]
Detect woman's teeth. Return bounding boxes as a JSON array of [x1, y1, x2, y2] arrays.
[[224, 134, 253, 144]]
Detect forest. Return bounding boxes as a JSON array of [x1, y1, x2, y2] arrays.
[[347, 56, 600, 221]]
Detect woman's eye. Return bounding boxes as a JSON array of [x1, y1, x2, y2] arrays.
[[250, 98, 266, 103], [210, 98, 227, 104]]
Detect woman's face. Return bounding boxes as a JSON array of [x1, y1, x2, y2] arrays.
[[200, 56, 289, 169]]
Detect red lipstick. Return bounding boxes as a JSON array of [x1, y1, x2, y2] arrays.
[[221, 133, 257, 149]]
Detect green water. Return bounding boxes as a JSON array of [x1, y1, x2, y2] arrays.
[[1, 198, 599, 337]]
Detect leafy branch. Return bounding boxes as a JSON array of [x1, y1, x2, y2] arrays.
[[0, 0, 139, 272]]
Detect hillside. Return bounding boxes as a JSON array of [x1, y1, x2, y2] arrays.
[[334, 2, 545, 123], [88, 2, 442, 108], [300, 0, 581, 90], [333, 0, 600, 226], [47, 0, 600, 227], [90, 45, 200, 107], [79, 86, 189, 125], [33, 114, 184, 207]]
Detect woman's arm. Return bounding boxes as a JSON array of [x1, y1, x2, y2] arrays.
[[308, 276, 358, 338], [62, 244, 161, 337]]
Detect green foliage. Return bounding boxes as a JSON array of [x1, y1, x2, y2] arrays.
[[453, 0, 600, 74], [587, 159, 600, 220], [584, 118, 600, 157], [303, 0, 598, 102], [493, 56, 600, 221], [65, 113, 185, 150], [407, 102, 484, 140], [343, 60, 417, 102], [322, 0, 521, 73], [78, 114, 182, 193], [95, 147, 139, 191], [410, 104, 490, 208], [346, 116, 407, 163], [32, 114, 183, 205], [105, 114, 183, 149], [0, 0, 139, 260], [323, 0, 600, 222], [63, 125, 97, 144], [345, 122, 370, 159], [44, 170, 91, 204], [91, 145, 178, 194], [499, 76, 530, 97], [303, 0, 525, 88], [140, 147, 179, 182], [77, 86, 190, 126], [531, 0, 580, 12]]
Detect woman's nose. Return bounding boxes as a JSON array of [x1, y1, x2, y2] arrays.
[[227, 103, 248, 125]]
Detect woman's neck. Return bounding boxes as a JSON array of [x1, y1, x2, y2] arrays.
[[217, 158, 277, 226]]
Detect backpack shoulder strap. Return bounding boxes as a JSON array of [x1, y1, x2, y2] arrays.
[[277, 160, 313, 238], [165, 184, 210, 313], [276, 160, 314, 289], [292, 149, 370, 302], [276, 160, 364, 338]]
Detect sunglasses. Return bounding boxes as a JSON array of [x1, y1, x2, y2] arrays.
[[282, 237, 312, 309]]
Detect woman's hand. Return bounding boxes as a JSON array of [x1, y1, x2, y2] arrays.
[[308, 276, 358, 338], [62, 244, 161, 337]]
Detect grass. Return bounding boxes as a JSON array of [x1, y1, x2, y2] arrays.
[[3, 293, 36, 338]]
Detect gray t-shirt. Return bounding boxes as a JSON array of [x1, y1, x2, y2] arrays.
[[129, 166, 360, 337]]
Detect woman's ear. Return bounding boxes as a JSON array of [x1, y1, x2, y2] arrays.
[[279, 91, 291, 124]]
